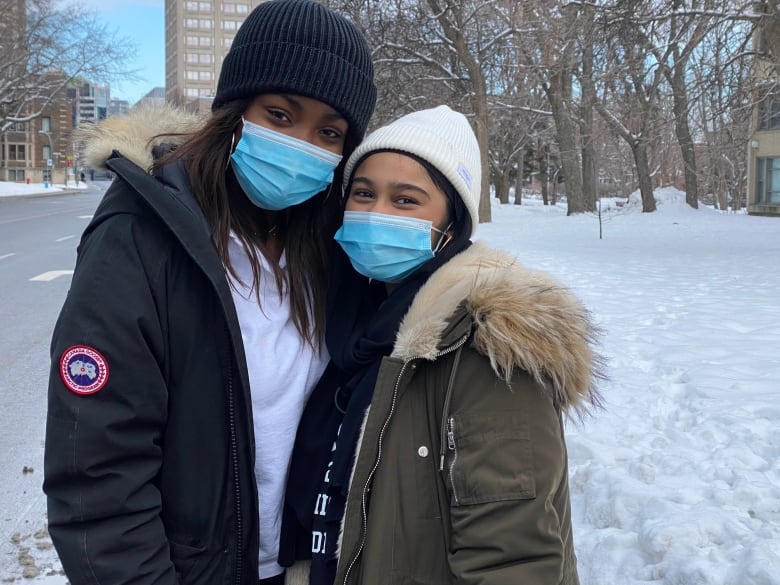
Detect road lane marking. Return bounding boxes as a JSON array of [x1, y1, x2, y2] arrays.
[[29, 270, 74, 281], [0, 253, 15, 261], [55, 235, 75, 242]]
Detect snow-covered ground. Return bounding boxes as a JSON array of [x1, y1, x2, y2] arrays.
[[0, 180, 87, 197], [3, 185, 778, 584]]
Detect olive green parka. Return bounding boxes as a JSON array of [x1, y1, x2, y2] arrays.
[[296, 241, 600, 585]]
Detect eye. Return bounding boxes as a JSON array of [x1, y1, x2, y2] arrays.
[[394, 195, 419, 207], [320, 127, 343, 140], [266, 108, 291, 123], [349, 188, 374, 201]]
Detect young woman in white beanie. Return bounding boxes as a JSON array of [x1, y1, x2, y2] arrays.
[[280, 106, 603, 585]]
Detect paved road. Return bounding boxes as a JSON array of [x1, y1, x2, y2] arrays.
[[0, 183, 108, 581]]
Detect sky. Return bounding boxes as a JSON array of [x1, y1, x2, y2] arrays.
[[1, 182, 778, 584], [82, 0, 166, 105]]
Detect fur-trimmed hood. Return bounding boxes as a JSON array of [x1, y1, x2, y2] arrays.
[[393, 241, 603, 410], [76, 104, 206, 172]]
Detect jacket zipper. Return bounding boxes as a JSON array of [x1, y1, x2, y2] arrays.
[[341, 333, 469, 585], [226, 350, 243, 585], [446, 417, 459, 505], [438, 340, 466, 471]]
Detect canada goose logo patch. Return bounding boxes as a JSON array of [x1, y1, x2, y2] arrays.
[[60, 345, 109, 395]]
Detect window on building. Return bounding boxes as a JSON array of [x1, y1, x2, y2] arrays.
[[186, 35, 200, 46], [9, 144, 26, 161], [199, 36, 213, 46], [223, 2, 236, 13], [223, 36, 234, 48], [41, 117, 51, 132], [9, 121, 27, 131], [186, 88, 200, 97], [198, 53, 214, 63], [199, 19, 212, 29], [199, 71, 213, 81], [9, 169, 25, 182], [186, 18, 199, 28], [757, 158, 780, 204], [758, 90, 780, 130], [236, 3, 249, 13], [186, 52, 199, 62]]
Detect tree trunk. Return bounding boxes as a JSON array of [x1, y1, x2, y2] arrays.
[[579, 4, 598, 212], [472, 97, 492, 223], [538, 145, 549, 205], [495, 168, 510, 204], [632, 140, 657, 212], [514, 170, 523, 205], [671, 60, 699, 209], [547, 79, 583, 215], [545, 2, 583, 215]]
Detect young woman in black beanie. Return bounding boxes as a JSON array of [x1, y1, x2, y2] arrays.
[[42, 2, 376, 584]]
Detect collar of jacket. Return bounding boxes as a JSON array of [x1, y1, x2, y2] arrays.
[[76, 103, 206, 172], [391, 241, 603, 412]]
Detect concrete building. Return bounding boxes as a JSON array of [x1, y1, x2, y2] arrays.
[[109, 98, 131, 117], [1, 87, 74, 185], [746, 3, 780, 216], [135, 87, 167, 110], [68, 83, 110, 126], [164, 0, 264, 107]]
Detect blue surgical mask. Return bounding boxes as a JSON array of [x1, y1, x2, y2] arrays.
[[334, 211, 451, 283], [230, 119, 342, 210]]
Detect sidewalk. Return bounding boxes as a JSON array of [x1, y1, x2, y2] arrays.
[[0, 180, 89, 198]]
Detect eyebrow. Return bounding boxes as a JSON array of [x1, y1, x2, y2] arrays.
[[279, 94, 346, 123], [352, 176, 432, 199]]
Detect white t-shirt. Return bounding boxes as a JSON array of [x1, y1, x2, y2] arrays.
[[227, 233, 329, 578]]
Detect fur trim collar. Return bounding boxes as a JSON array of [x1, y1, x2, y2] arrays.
[[76, 104, 206, 171], [392, 241, 602, 410]]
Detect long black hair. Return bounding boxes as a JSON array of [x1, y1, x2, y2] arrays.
[[153, 99, 359, 346]]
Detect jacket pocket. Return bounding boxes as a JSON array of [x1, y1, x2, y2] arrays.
[[445, 412, 536, 506], [168, 539, 208, 582]]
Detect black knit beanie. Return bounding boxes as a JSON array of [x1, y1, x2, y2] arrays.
[[213, 0, 376, 141]]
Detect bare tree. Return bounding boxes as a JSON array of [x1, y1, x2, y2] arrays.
[[517, 1, 588, 215], [330, 0, 530, 224], [0, 0, 136, 133]]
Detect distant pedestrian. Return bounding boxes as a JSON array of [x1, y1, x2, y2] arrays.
[[79, 171, 85, 183], [43, 1, 376, 584]]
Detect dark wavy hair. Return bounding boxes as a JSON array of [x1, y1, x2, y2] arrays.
[[153, 99, 358, 346]]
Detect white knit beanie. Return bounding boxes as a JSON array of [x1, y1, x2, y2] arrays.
[[343, 105, 481, 235]]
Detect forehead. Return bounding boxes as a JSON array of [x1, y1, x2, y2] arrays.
[[354, 151, 430, 178]]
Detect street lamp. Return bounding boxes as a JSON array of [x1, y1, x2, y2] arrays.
[[39, 130, 53, 188]]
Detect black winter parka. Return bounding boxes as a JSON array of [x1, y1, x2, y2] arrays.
[[44, 152, 260, 585]]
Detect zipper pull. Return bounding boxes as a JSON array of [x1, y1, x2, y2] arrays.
[[447, 417, 456, 450]]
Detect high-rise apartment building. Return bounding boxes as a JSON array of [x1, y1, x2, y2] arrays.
[[165, 0, 265, 106], [68, 83, 110, 126]]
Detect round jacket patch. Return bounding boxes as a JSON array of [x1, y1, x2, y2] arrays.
[[60, 345, 109, 395]]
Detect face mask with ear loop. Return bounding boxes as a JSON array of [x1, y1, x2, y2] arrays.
[[334, 210, 453, 283], [229, 119, 343, 210]]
